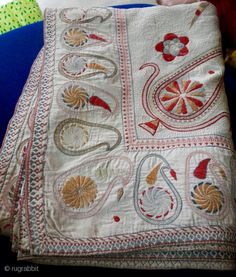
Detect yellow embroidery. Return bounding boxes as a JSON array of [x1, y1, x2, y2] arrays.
[[61, 176, 97, 209]]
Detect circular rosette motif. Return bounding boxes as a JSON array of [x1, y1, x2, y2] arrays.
[[61, 176, 97, 209], [62, 84, 89, 110], [59, 54, 87, 79], [139, 186, 174, 219], [191, 182, 224, 214], [56, 122, 89, 151], [155, 33, 189, 62], [159, 80, 205, 117], [62, 27, 88, 48]]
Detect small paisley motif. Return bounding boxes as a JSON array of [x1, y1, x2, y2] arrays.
[[59, 7, 112, 24], [191, 182, 224, 214], [59, 53, 117, 80]]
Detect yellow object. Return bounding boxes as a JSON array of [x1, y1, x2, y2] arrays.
[[0, 0, 42, 35], [225, 49, 236, 68]]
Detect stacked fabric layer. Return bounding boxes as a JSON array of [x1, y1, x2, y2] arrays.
[[0, 3, 236, 270]]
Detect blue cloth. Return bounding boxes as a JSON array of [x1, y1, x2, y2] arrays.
[[0, 3, 155, 146], [0, 22, 43, 146]]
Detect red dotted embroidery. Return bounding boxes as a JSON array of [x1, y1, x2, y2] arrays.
[[113, 216, 120, 222]]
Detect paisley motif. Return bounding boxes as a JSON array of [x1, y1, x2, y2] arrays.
[[54, 118, 121, 156], [139, 187, 174, 219], [59, 7, 112, 24], [61, 26, 110, 50], [191, 182, 224, 214], [57, 81, 118, 116], [59, 53, 117, 80], [138, 50, 228, 136], [54, 156, 133, 219], [185, 151, 229, 220], [134, 154, 182, 225], [61, 176, 97, 209]]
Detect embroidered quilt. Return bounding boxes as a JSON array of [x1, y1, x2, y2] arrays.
[[0, 2, 236, 270]]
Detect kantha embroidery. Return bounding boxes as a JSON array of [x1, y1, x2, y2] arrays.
[[134, 154, 182, 225], [115, 7, 233, 152], [185, 151, 230, 220], [58, 53, 117, 80], [54, 118, 121, 156], [159, 80, 205, 116], [2, 7, 234, 270], [61, 26, 111, 50], [54, 156, 133, 219], [155, 33, 189, 62], [138, 55, 228, 136], [191, 182, 224, 214], [61, 176, 97, 209], [190, 2, 209, 28], [59, 7, 112, 24], [57, 81, 118, 116]]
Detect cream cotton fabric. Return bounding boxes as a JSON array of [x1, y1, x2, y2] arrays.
[[0, 2, 236, 270]]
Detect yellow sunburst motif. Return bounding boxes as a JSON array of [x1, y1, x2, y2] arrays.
[[62, 85, 89, 109], [64, 28, 88, 47], [191, 182, 224, 214], [61, 176, 97, 209]]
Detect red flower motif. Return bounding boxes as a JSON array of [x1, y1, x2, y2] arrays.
[[155, 33, 189, 62], [159, 80, 205, 116]]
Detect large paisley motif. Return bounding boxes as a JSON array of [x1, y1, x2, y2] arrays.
[[185, 151, 230, 220], [139, 49, 229, 135], [54, 156, 133, 219], [134, 154, 182, 225], [54, 118, 121, 156]]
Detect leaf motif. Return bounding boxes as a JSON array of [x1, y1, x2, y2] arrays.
[[146, 163, 161, 186], [218, 167, 227, 180], [89, 96, 111, 112], [194, 158, 211, 179], [210, 164, 227, 182], [88, 33, 107, 42], [117, 187, 124, 201], [170, 169, 177, 181], [87, 62, 107, 72]]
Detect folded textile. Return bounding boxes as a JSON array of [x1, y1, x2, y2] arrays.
[[0, 2, 236, 270], [0, 4, 155, 147]]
